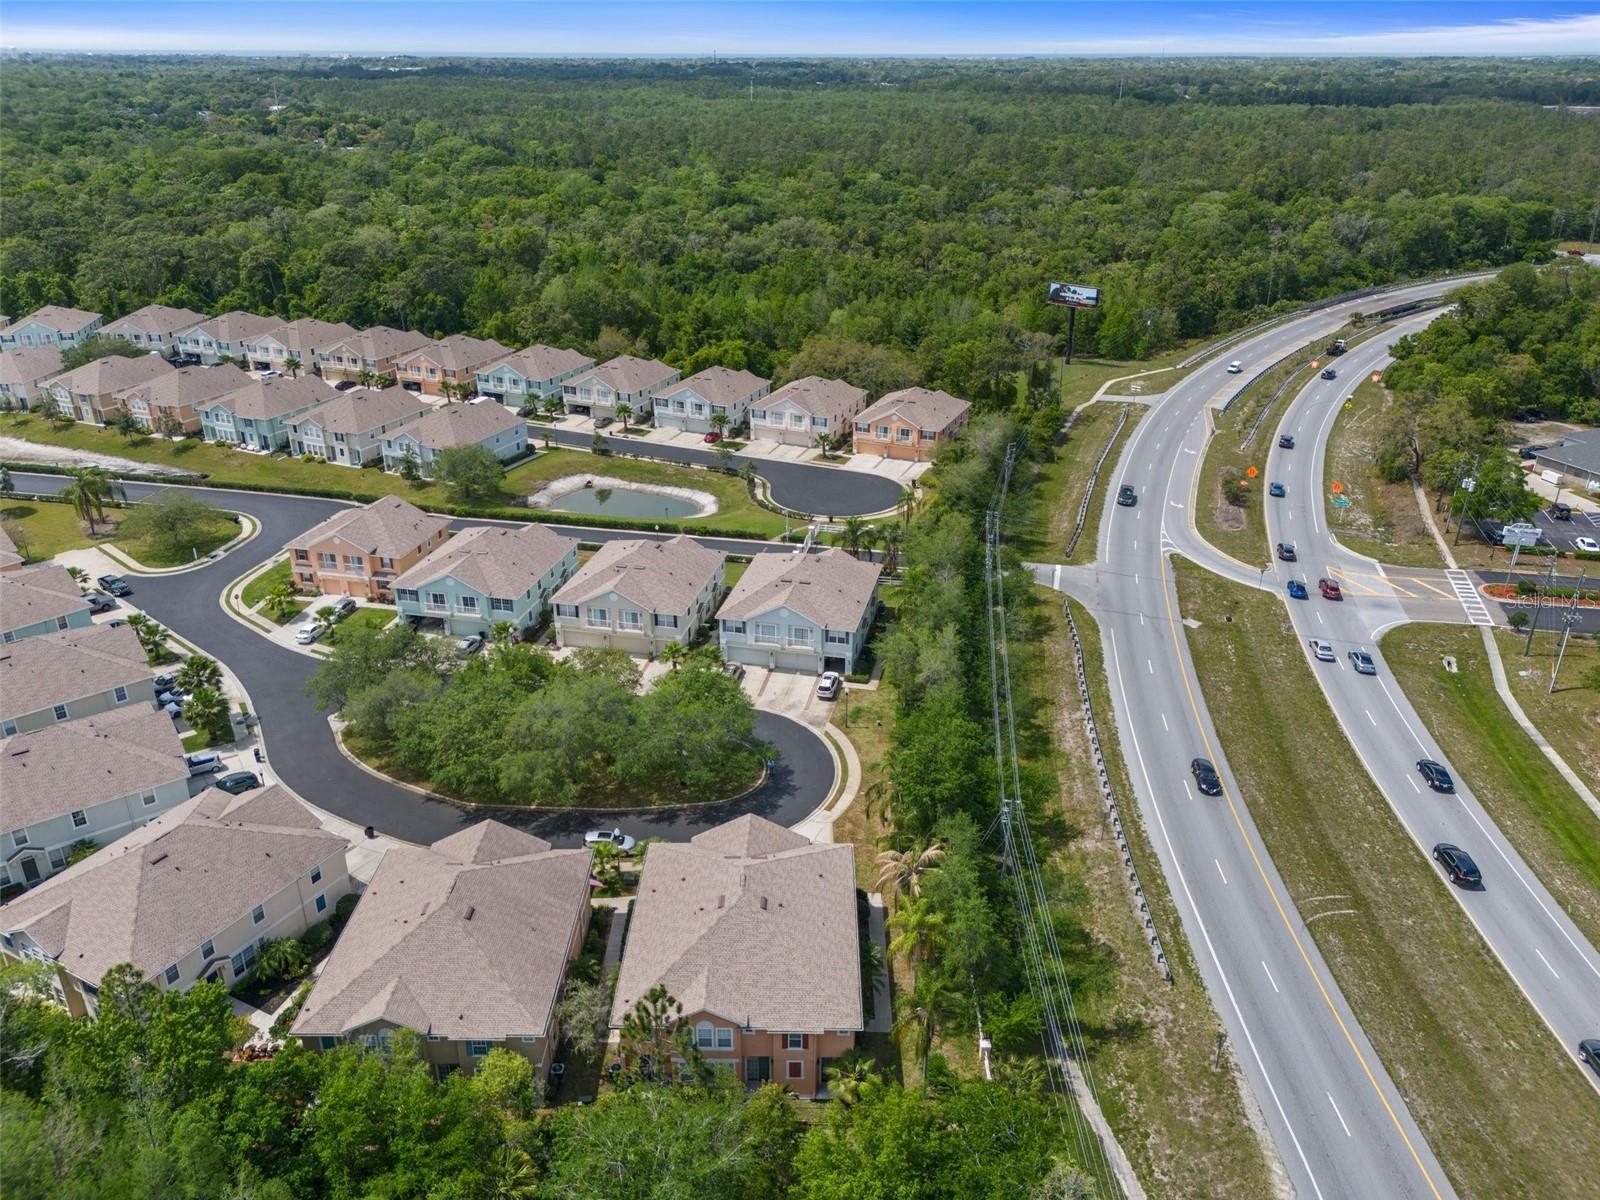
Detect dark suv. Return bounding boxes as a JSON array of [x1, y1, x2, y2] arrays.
[[1278, 434, 1295, 450], [1117, 485, 1137, 507], [1433, 843, 1482, 888], [1416, 759, 1454, 793], [1190, 758, 1223, 796], [1276, 542, 1297, 562]]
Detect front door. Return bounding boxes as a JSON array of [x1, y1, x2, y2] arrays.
[[19, 856, 40, 884], [744, 1056, 771, 1086]]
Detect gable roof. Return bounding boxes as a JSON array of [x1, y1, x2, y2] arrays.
[[717, 546, 881, 630], [855, 386, 971, 434], [254, 318, 358, 353], [48, 354, 174, 397], [101, 305, 209, 339], [568, 355, 679, 396], [396, 334, 513, 374], [186, 311, 281, 346], [114, 363, 253, 410], [482, 344, 594, 382], [323, 326, 432, 364], [391, 523, 575, 599], [0, 624, 152, 723], [0, 346, 64, 387], [0, 707, 186, 828], [387, 400, 523, 450], [552, 535, 724, 615], [1535, 429, 1600, 477], [200, 375, 336, 421], [12, 306, 101, 336], [288, 386, 428, 436], [291, 820, 590, 1041], [0, 786, 344, 987], [0, 563, 91, 634], [663, 365, 769, 407], [609, 815, 862, 1033], [287, 494, 451, 560], [764, 375, 868, 424]]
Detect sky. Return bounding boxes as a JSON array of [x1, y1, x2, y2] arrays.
[[2, 1, 1598, 57]]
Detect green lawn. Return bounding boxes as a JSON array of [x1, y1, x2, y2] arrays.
[[326, 607, 396, 641], [114, 512, 240, 568], [181, 726, 236, 752], [724, 559, 749, 588], [1012, 402, 1143, 564], [1175, 561, 1600, 1200], [241, 559, 292, 608], [1502, 626, 1600, 790], [1380, 623, 1600, 949], [0, 498, 111, 561]]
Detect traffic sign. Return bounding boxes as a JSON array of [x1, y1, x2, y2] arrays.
[[1332, 496, 1352, 508], [1370, 372, 1381, 383], [1310, 360, 1320, 369], [1331, 481, 1344, 494], [1343, 399, 1353, 411], [1499, 522, 1541, 549], [1246, 466, 1258, 479]]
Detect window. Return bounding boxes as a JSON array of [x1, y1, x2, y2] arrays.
[[310, 866, 322, 884], [56, 616, 69, 631], [755, 623, 779, 644], [343, 555, 363, 570], [466, 1040, 492, 1058], [140, 790, 157, 807], [785, 1033, 807, 1050], [555, 603, 578, 618], [201, 939, 214, 959], [491, 597, 515, 612], [695, 1021, 715, 1049], [752, 409, 766, 422], [855, 421, 869, 434], [620, 610, 642, 629], [786, 1060, 804, 1080], [113, 685, 128, 703], [52, 704, 68, 722], [876, 425, 889, 439], [320, 1036, 339, 1050], [378, 557, 394, 570], [826, 629, 851, 645], [897, 427, 912, 442], [721, 619, 744, 635], [458, 595, 478, 611], [251, 905, 265, 925], [230, 942, 258, 977], [429, 592, 447, 608], [715, 1027, 733, 1050], [1, 722, 15, 737], [164, 964, 180, 985], [318, 552, 337, 567], [48, 847, 68, 870], [790, 413, 806, 428], [788, 626, 813, 645], [396, 588, 419, 603], [315, 894, 327, 913], [812, 415, 828, 428], [691, 402, 705, 416], [71, 809, 87, 828], [654, 613, 679, 629], [586, 607, 608, 627], [921, 428, 938, 440]]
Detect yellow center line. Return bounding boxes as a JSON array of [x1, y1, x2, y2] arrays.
[[1158, 552, 1445, 1200]]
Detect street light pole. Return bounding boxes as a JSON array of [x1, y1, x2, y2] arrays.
[[1523, 557, 1559, 656], [1549, 568, 1586, 692]]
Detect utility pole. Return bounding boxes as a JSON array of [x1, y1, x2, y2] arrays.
[[1523, 556, 1559, 655], [1451, 467, 1478, 546], [1549, 568, 1586, 692]]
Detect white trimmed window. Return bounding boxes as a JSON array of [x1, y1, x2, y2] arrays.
[[695, 1021, 715, 1049], [140, 790, 157, 807], [113, 685, 128, 703], [466, 1040, 491, 1058], [786, 1060, 804, 1080], [586, 607, 608, 627], [71, 809, 87, 828], [251, 905, 265, 925], [785, 1033, 806, 1050], [754, 623, 779, 645], [621, 610, 642, 629], [311, 866, 322, 884], [555, 604, 578, 618], [52, 704, 69, 722]]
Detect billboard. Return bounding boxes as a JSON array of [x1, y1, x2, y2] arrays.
[[1047, 281, 1100, 309]]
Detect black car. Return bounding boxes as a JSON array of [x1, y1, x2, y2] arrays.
[[1433, 843, 1482, 888], [1580, 1039, 1600, 1077], [1276, 542, 1297, 562], [96, 575, 132, 597], [1190, 758, 1223, 796], [1320, 368, 1337, 380], [215, 771, 260, 796], [1278, 434, 1295, 450], [1116, 485, 1137, 507], [1416, 759, 1454, 793]]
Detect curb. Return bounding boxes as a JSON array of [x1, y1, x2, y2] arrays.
[[100, 510, 261, 576]]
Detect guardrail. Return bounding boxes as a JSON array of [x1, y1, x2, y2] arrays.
[[1064, 405, 1129, 559]]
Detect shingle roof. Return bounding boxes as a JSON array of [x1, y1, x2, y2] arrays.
[[48, 354, 174, 397], [569, 355, 679, 396], [287, 494, 451, 560], [0, 707, 186, 828], [609, 815, 862, 1033], [101, 305, 209, 339], [200, 375, 337, 421], [387, 400, 523, 450], [717, 547, 880, 631], [0, 524, 20, 571], [288, 386, 427, 436], [553, 535, 724, 615], [14, 306, 101, 335], [256, 318, 358, 353], [663, 365, 770, 407], [291, 820, 591, 1041], [0, 564, 91, 634], [391, 523, 575, 600], [397, 334, 513, 374], [764, 375, 868, 425], [324, 326, 432, 364], [855, 386, 971, 433], [187, 311, 281, 345], [0, 624, 152, 723], [0, 346, 64, 387], [1535, 430, 1600, 478], [483, 344, 594, 383], [114, 363, 253, 410], [0, 786, 345, 988]]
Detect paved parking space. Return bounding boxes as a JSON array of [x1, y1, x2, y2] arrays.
[[738, 665, 841, 729]]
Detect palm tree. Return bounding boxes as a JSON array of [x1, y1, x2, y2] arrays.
[[858, 523, 881, 564], [283, 355, 302, 379], [824, 1051, 879, 1106], [874, 842, 944, 899], [254, 937, 308, 984], [356, 367, 379, 389], [262, 581, 299, 622], [898, 488, 918, 528], [490, 620, 515, 648], [839, 515, 868, 557], [487, 1146, 540, 1200], [709, 411, 730, 439], [660, 641, 688, 670], [65, 466, 113, 533], [66, 565, 88, 587], [813, 431, 833, 461], [892, 974, 958, 1088], [618, 984, 686, 1075], [880, 524, 904, 576], [616, 401, 633, 433], [182, 685, 230, 743], [133, 619, 169, 658], [886, 895, 945, 975], [176, 654, 223, 693]]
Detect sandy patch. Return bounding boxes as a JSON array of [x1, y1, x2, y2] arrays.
[[0, 435, 194, 477]]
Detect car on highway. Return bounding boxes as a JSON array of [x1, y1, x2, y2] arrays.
[[1190, 758, 1223, 796], [1576, 537, 1600, 554], [455, 633, 486, 656], [1348, 649, 1377, 675], [1580, 1039, 1600, 1077], [1226, 360, 1243, 374], [584, 828, 637, 853], [215, 771, 260, 796], [1320, 368, 1337, 380], [96, 574, 132, 597], [816, 671, 843, 700], [85, 591, 117, 614], [1286, 579, 1308, 599], [1278, 434, 1295, 449], [295, 622, 326, 645], [1318, 577, 1343, 600], [1309, 638, 1336, 662], [1276, 542, 1297, 562], [1268, 481, 1286, 498], [1432, 842, 1482, 889], [1326, 338, 1347, 356], [1116, 484, 1137, 507], [1416, 759, 1455, 793]]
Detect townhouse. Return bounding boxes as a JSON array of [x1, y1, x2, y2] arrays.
[[477, 345, 595, 409], [652, 365, 770, 436], [560, 354, 680, 421], [0, 624, 157, 736], [287, 385, 429, 466], [0, 564, 93, 644], [316, 326, 432, 384], [46, 354, 176, 426], [292, 821, 592, 1080], [380, 400, 527, 477], [99, 304, 209, 357], [609, 814, 863, 1097], [286, 495, 452, 601], [198, 376, 337, 450], [0, 707, 189, 892], [852, 386, 972, 462], [178, 311, 282, 366], [393, 523, 578, 637], [718, 546, 881, 675], [752, 376, 868, 449], [0, 786, 350, 1018], [115, 362, 253, 435], [0, 346, 64, 411], [394, 335, 513, 398], [241, 318, 359, 375], [551, 534, 724, 656], [0, 305, 103, 351]]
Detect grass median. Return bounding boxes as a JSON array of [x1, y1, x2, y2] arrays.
[[1013, 402, 1144, 564], [0, 497, 107, 561], [1175, 560, 1600, 1200]]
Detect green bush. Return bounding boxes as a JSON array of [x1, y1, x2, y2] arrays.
[[332, 892, 360, 929], [299, 920, 334, 953]]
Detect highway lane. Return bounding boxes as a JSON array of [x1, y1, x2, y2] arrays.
[[1258, 333, 1600, 1097], [1083, 281, 1493, 1200]]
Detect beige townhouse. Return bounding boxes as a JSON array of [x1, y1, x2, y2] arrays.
[[287, 385, 429, 467], [718, 545, 881, 675], [0, 623, 158, 736], [551, 534, 725, 656], [380, 400, 528, 476], [316, 326, 433, 384], [242, 318, 358, 375], [610, 814, 864, 1097], [178, 311, 281, 365], [0, 305, 103, 351], [0, 786, 350, 1018], [292, 821, 592, 1080], [46, 354, 176, 426], [115, 362, 253, 435], [394, 335, 513, 399], [851, 386, 972, 462], [559, 354, 679, 421], [651, 365, 770, 436], [285, 494, 453, 601], [1, 564, 94, 643], [751, 376, 868, 448], [99, 304, 209, 356], [0, 346, 64, 411]]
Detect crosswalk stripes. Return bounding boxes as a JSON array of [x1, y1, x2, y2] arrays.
[[1445, 568, 1495, 626]]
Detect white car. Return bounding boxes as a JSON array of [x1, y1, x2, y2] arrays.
[[185, 751, 223, 777], [1226, 360, 1243, 374], [1575, 537, 1599, 554], [584, 828, 636, 853], [816, 671, 843, 700], [295, 622, 326, 645], [1308, 638, 1336, 663], [455, 633, 486, 656]]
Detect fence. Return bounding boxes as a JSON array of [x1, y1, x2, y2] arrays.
[[1063, 405, 1129, 560]]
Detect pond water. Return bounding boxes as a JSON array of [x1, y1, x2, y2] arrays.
[[548, 485, 703, 520]]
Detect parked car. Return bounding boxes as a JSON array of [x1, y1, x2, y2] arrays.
[[185, 751, 223, 776], [722, 661, 745, 681], [259, 369, 283, 380], [85, 591, 117, 614], [1276, 542, 1297, 562], [97, 575, 132, 596], [1580, 1039, 1600, 1077], [1518, 444, 1546, 459], [294, 622, 326, 645], [1320, 368, 1337, 380], [584, 828, 636, 853], [703, 431, 722, 444], [594, 416, 614, 430], [332, 597, 358, 618], [215, 771, 260, 796], [153, 673, 176, 693], [1432, 842, 1482, 888], [1116, 484, 1137, 507], [1575, 537, 1600, 554], [455, 633, 486, 656], [1190, 758, 1223, 796], [1268, 481, 1286, 498], [333, 380, 359, 391], [1416, 759, 1455, 793], [1349, 649, 1377, 675], [157, 689, 185, 709], [1550, 502, 1573, 521], [817, 671, 843, 700], [1286, 579, 1308, 600], [1226, 361, 1243, 374], [107, 618, 128, 629], [1318, 578, 1343, 600], [161, 695, 183, 716], [1309, 638, 1336, 662], [1278, 434, 1295, 449]]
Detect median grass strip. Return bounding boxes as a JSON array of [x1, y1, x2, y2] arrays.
[[0, 497, 108, 561], [1174, 561, 1600, 1200], [114, 509, 240, 568], [1501, 626, 1600, 789], [1012, 403, 1144, 563], [1380, 623, 1600, 949]]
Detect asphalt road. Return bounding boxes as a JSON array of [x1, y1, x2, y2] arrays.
[[11, 472, 836, 847]]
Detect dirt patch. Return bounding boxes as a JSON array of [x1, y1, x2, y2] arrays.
[[0, 435, 195, 477], [1212, 489, 1246, 532]]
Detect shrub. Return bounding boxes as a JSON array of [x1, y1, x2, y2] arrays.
[[299, 920, 334, 953], [332, 891, 360, 929]]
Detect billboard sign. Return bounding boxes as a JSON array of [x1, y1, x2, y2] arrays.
[[1047, 282, 1100, 309], [1499, 522, 1541, 549]]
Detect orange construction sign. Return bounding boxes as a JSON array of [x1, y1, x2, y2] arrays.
[[1331, 481, 1344, 494], [1246, 466, 1258, 479], [1370, 371, 1382, 383]]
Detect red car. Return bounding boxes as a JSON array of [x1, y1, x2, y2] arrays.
[[1318, 578, 1343, 600], [703, 431, 722, 444]]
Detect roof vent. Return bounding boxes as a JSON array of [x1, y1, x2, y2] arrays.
[[9, 748, 28, 758], [716, 895, 725, 909], [149, 852, 168, 866], [759, 896, 768, 911], [463, 905, 475, 921]]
